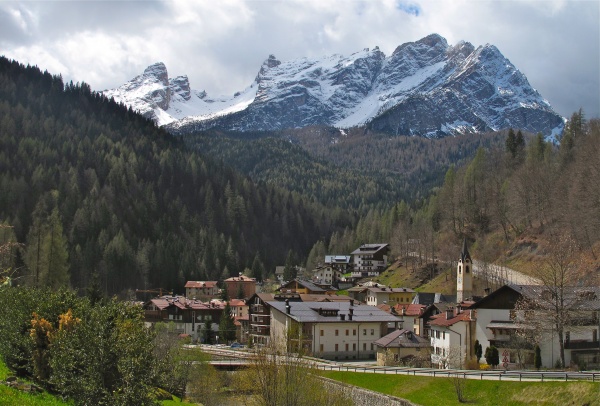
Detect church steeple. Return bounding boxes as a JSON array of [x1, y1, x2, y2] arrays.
[[457, 238, 473, 303], [460, 238, 472, 262]]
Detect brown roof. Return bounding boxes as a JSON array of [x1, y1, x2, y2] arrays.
[[429, 309, 473, 327], [185, 281, 218, 289], [146, 295, 225, 311], [394, 303, 426, 316], [229, 299, 247, 307], [374, 329, 431, 348]]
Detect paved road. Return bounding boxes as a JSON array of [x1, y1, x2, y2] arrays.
[[472, 260, 541, 286], [198, 346, 600, 382]]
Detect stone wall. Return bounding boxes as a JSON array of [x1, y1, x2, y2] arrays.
[[320, 376, 417, 406]]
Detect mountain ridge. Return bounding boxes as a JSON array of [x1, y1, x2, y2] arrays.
[[104, 34, 564, 139]]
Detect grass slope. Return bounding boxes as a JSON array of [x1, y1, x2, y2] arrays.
[[323, 371, 600, 406]]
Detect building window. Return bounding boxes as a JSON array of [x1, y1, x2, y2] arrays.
[[345, 344, 349, 351], [353, 329, 356, 336], [371, 329, 374, 335], [346, 329, 349, 336], [320, 330, 324, 337], [443, 331, 445, 340], [353, 343, 356, 351], [335, 344, 339, 352], [335, 330, 339, 336], [370, 343, 374, 351], [320, 344, 324, 352], [363, 329, 367, 335], [436, 331, 440, 339], [363, 343, 367, 351]]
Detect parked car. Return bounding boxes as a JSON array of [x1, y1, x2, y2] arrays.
[[230, 342, 243, 348]]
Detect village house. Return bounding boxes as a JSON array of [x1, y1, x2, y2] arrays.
[[184, 281, 219, 300], [429, 304, 477, 369], [268, 299, 402, 360], [248, 292, 354, 347], [364, 286, 415, 306], [312, 266, 344, 286], [143, 295, 224, 341], [350, 243, 390, 278], [470, 284, 600, 369], [394, 303, 427, 335], [374, 329, 432, 367], [224, 275, 256, 299]]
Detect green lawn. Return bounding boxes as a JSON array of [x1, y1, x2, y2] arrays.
[[322, 371, 600, 406]]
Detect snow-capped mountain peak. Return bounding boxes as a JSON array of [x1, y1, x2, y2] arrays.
[[104, 34, 564, 138]]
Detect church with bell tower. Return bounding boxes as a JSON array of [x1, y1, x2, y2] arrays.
[[456, 239, 472, 302]]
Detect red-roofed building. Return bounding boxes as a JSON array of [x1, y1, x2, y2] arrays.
[[185, 281, 219, 300], [143, 295, 224, 342], [394, 303, 427, 335], [224, 275, 256, 299], [428, 304, 476, 369]]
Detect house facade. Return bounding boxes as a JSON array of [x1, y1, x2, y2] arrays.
[[185, 281, 219, 300], [224, 275, 256, 299], [268, 300, 401, 360], [470, 284, 600, 369], [364, 287, 415, 307], [350, 243, 390, 278], [374, 329, 432, 366], [143, 295, 224, 341], [429, 305, 476, 369]]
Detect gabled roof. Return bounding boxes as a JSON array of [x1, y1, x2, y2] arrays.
[[145, 295, 225, 311], [279, 279, 328, 293], [185, 281, 218, 289], [268, 301, 401, 323], [394, 303, 427, 317], [374, 329, 431, 348], [412, 292, 456, 305], [351, 243, 390, 255]]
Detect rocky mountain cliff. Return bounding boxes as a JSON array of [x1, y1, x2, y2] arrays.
[[104, 34, 564, 138]]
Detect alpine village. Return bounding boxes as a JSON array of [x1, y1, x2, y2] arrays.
[[1, 28, 600, 406]]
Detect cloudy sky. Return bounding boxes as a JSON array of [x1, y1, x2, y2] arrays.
[[1, 0, 598, 118]]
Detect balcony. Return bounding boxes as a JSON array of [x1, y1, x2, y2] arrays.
[[251, 304, 265, 313], [564, 340, 600, 350]]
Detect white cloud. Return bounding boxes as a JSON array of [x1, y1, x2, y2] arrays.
[[0, 0, 597, 118]]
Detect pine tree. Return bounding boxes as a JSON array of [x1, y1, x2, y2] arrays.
[[39, 209, 70, 289], [505, 128, 517, 158], [219, 302, 236, 343]]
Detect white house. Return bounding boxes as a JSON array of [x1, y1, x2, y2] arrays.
[[350, 243, 390, 278], [429, 305, 476, 368], [470, 284, 600, 369]]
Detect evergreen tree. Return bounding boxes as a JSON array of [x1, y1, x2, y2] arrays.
[[283, 249, 296, 282], [219, 302, 236, 343], [474, 340, 483, 363], [534, 344, 542, 370], [250, 253, 264, 282], [203, 318, 214, 344], [505, 128, 517, 158], [40, 208, 70, 289]]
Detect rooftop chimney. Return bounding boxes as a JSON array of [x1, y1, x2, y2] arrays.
[[340, 314, 346, 321], [285, 299, 291, 314], [446, 307, 454, 320], [484, 287, 491, 296], [349, 307, 354, 320]]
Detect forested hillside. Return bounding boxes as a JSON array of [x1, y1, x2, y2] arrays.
[[189, 127, 506, 213], [305, 114, 600, 285], [0, 57, 351, 295]]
